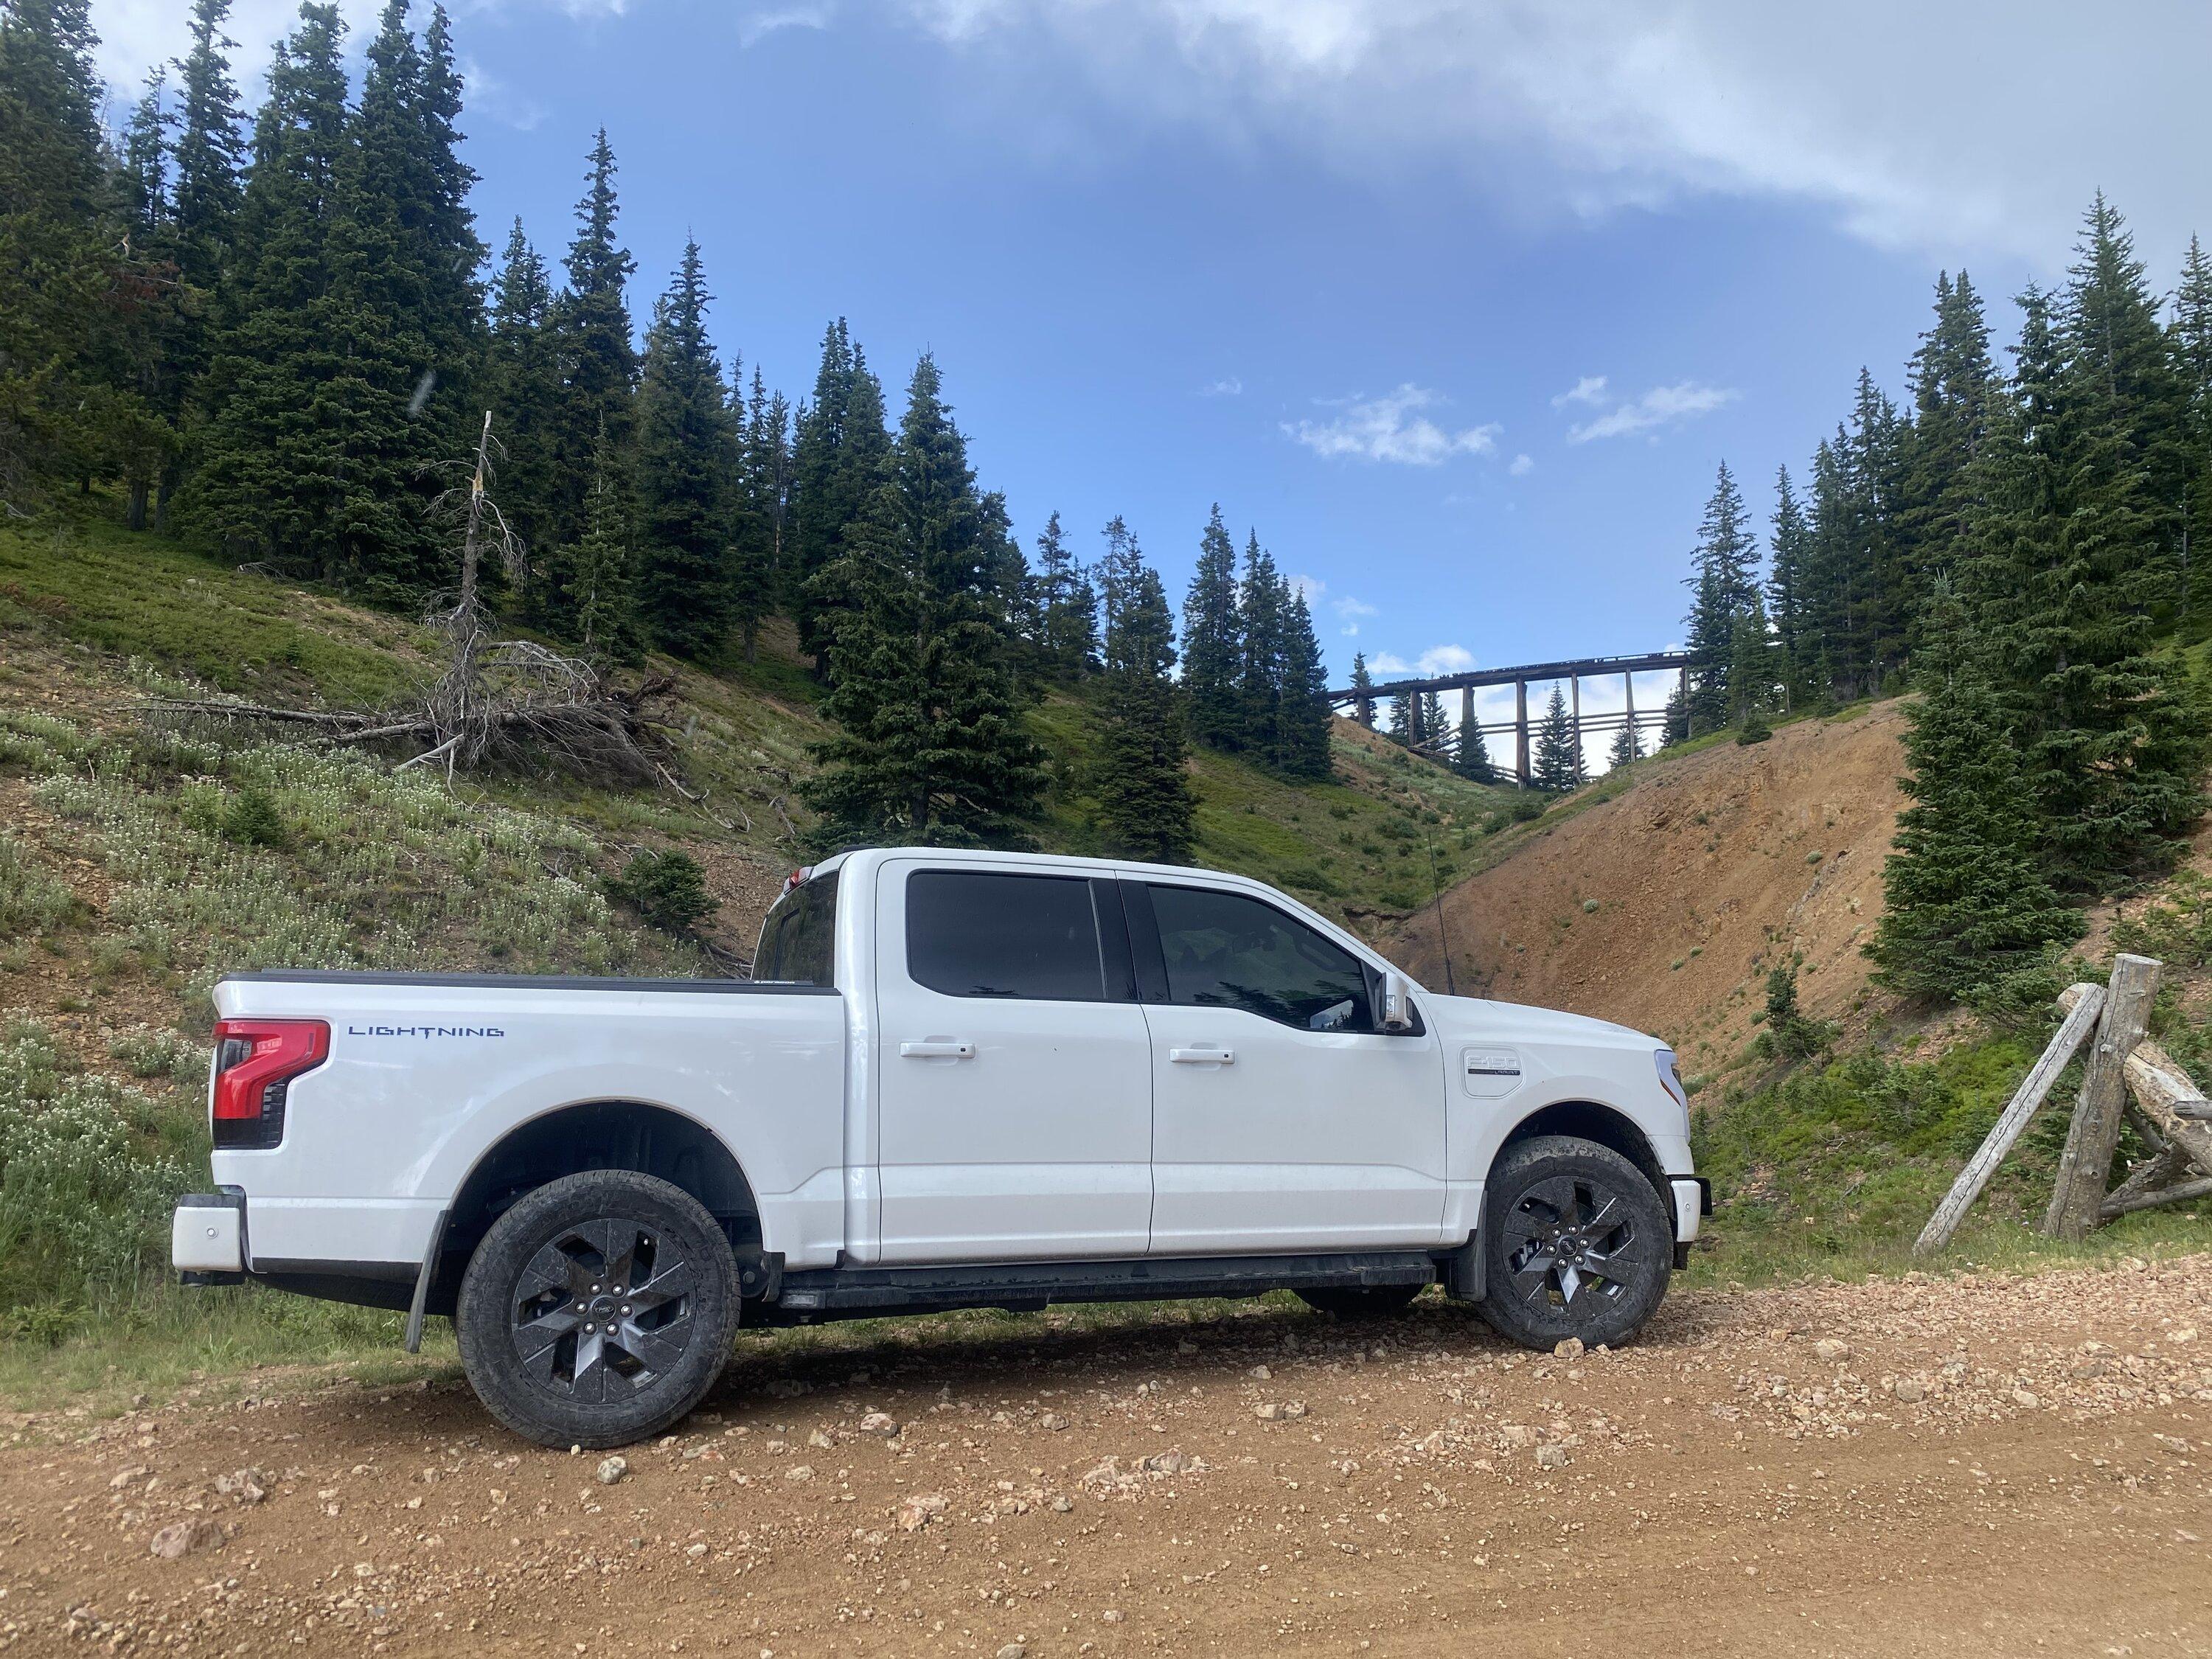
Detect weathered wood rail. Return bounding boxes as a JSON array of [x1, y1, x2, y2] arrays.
[[1917, 954, 2212, 1256]]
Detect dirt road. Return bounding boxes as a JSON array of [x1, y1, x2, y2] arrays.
[[6, 1255, 2210, 1657]]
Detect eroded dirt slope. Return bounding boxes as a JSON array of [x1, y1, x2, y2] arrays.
[[1388, 705, 1909, 1074], [4, 1258, 2210, 1656]]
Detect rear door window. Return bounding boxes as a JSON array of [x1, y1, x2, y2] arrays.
[[755, 871, 839, 986], [906, 870, 1109, 1001]]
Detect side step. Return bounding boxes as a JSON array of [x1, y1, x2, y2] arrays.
[[763, 1249, 1441, 1324]]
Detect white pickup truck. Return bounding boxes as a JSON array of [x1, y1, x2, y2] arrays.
[[173, 847, 1707, 1447]]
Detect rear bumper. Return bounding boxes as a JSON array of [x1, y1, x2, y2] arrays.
[[173, 1190, 246, 1280]]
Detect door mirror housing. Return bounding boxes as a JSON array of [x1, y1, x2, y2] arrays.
[[1373, 970, 1418, 1033]]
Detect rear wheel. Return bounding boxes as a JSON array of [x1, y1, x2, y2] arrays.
[[1296, 1284, 1424, 1319], [456, 1169, 740, 1448], [1478, 1135, 1670, 1352]]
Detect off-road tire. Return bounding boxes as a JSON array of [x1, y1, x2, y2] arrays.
[[457, 1169, 740, 1449], [1295, 1284, 1425, 1319], [1478, 1134, 1671, 1352]]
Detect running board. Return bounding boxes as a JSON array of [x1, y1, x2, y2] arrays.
[[762, 1249, 1441, 1324]]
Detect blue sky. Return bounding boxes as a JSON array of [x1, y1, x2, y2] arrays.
[[95, 1, 2211, 740]]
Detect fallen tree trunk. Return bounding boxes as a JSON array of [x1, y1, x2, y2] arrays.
[[1914, 984, 2104, 1258], [2101, 1176, 2212, 1220]]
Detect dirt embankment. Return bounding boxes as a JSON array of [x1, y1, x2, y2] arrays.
[[4, 1259, 2210, 1656], [1388, 706, 1909, 1074]]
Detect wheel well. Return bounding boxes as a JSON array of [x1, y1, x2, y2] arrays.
[[434, 1102, 761, 1313], [1496, 1101, 1671, 1224]]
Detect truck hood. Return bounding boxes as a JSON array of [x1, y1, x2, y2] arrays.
[[1419, 992, 1658, 1051]]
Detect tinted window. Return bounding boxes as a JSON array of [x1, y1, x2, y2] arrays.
[[754, 871, 839, 987], [908, 871, 1107, 1001], [1147, 883, 1372, 1032]]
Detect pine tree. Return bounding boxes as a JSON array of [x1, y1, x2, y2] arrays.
[[1273, 588, 1333, 779], [0, 0, 146, 496], [1180, 505, 1243, 750], [1766, 465, 1816, 709], [1031, 510, 1098, 682], [1385, 693, 1412, 745], [2177, 237, 2212, 614], [1896, 271, 1994, 585], [1965, 278, 2209, 891], [485, 220, 559, 566], [557, 415, 640, 661], [2062, 195, 2191, 607], [1091, 520, 1196, 861], [1727, 594, 1775, 726], [787, 321, 889, 675], [159, 0, 246, 530], [543, 130, 636, 566], [1531, 686, 1581, 793], [1681, 461, 1758, 732], [805, 355, 1045, 844], [632, 237, 738, 658], [1868, 584, 2079, 1003], [183, 3, 352, 570], [1236, 531, 1285, 757], [315, 0, 456, 598], [1417, 690, 1444, 751], [1606, 720, 1641, 771], [1348, 650, 1375, 727], [1455, 708, 1495, 782], [726, 365, 782, 661], [1660, 677, 1689, 747]]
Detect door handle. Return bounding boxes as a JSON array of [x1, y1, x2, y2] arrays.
[[1169, 1046, 1235, 1065], [900, 1040, 975, 1060]]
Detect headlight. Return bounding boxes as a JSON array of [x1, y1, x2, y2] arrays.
[[1655, 1047, 1688, 1113]]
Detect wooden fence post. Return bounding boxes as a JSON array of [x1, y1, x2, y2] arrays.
[[1914, 984, 2103, 1258], [2043, 953, 2161, 1242]]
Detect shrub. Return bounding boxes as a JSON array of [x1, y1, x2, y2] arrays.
[[221, 783, 289, 849], [608, 849, 717, 932], [0, 1026, 195, 1324], [0, 834, 76, 939], [1512, 796, 1545, 824]]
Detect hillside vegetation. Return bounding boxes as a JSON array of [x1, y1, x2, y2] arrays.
[[0, 504, 1530, 1372]]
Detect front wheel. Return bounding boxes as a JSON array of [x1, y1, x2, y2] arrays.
[[1478, 1135, 1671, 1352], [456, 1169, 740, 1448]]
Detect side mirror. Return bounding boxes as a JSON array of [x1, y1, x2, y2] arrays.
[[1373, 969, 1418, 1033]]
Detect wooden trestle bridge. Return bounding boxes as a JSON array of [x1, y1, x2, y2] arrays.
[[1327, 650, 1693, 786]]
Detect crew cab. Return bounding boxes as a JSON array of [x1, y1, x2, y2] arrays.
[[173, 847, 1707, 1447]]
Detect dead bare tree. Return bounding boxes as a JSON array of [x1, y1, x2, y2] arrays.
[[156, 413, 672, 787]]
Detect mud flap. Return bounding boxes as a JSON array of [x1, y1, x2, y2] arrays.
[[1441, 1228, 1484, 1304], [403, 1208, 450, 1355]]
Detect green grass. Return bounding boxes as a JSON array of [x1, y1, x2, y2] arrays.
[[1681, 1028, 2209, 1287], [1032, 691, 1520, 925], [0, 509, 432, 707]]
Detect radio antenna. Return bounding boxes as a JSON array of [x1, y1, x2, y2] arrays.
[[1422, 827, 1458, 996]]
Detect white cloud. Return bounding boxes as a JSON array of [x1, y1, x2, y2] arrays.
[[740, 6, 832, 46], [1200, 376, 1244, 397], [1368, 644, 1475, 678], [1331, 594, 1377, 636], [1508, 451, 1534, 476], [459, 56, 546, 130], [1285, 571, 1326, 605], [1551, 375, 1607, 408], [894, 1, 2212, 271], [1284, 384, 1499, 466], [88, 0, 632, 86], [1565, 380, 1736, 443]]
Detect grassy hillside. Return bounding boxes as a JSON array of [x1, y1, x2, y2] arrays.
[[0, 502, 1528, 1377]]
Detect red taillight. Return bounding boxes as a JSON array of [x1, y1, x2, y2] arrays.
[[211, 1018, 328, 1150]]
